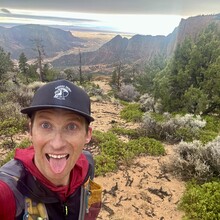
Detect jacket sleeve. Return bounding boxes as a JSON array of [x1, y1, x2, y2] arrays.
[[0, 180, 16, 220]]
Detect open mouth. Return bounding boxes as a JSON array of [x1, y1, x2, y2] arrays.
[[45, 153, 70, 174], [46, 153, 69, 161]]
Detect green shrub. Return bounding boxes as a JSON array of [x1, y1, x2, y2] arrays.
[[198, 130, 218, 144], [0, 138, 31, 166], [198, 115, 220, 144], [202, 115, 220, 133], [94, 154, 117, 176], [92, 131, 126, 174], [110, 126, 139, 139], [17, 138, 32, 149], [175, 127, 196, 142], [150, 112, 167, 122], [92, 130, 121, 148], [128, 137, 165, 156], [101, 138, 127, 161], [119, 100, 130, 106], [1, 140, 16, 149], [83, 82, 104, 97], [0, 117, 27, 147], [0, 101, 22, 120], [179, 181, 220, 220], [92, 131, 126, 161], [0, 150, 15, 167], [0, 82, 34, 109], [92, 130, 165, 175], [120, 103, 143, 122]]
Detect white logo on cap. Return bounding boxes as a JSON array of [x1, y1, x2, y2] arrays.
[[54, 85, 71, 100]]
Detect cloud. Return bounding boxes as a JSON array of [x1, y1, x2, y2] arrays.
[[0, 0, 219, 35], [1, 8, 11, 14], [1, 0, 220, 16]]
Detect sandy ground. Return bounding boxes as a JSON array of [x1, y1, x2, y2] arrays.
[[91, 79, 186, 220]]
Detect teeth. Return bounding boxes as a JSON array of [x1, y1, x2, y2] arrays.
[[48, 154, 67, 159]]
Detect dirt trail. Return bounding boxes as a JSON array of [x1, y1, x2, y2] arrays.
[[91, 79, 186, 220]]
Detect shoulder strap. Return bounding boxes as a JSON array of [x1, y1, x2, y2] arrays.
[[78, 151, 102, 220], [83, 150, 95, 180]]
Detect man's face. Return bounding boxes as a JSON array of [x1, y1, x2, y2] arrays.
[[30, 108, 92, 186]]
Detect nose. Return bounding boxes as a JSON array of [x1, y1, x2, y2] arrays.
[[49, 131, 66, 150]]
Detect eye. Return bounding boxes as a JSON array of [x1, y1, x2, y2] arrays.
[[41, 122, 51, 129], [67, 123, 77, 131]]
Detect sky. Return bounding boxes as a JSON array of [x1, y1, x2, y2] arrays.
[[0, 0, 220, 36]]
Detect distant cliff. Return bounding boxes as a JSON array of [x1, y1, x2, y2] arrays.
[[0, 13, 220, 67], [0, 24, 85, 59], [52, 13, 220, 68]]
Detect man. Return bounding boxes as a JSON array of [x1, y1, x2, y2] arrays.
[[0, 79, 102, 220]]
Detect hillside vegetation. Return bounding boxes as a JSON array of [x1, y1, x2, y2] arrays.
[[1, 22, 220, 219]]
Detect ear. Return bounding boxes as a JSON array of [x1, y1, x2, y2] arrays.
[[29, 121, 33, 136], [86, 127, 92, 144]]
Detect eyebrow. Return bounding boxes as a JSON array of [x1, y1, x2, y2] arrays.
[[36, 110, 84, 122]]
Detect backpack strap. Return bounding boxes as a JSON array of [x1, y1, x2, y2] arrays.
[[78, 177, 102, 220]]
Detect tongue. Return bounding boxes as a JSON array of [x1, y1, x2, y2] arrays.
[[49, 158, 67, 174]]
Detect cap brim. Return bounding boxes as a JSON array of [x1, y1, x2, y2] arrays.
[[21, 105, 94, 123]]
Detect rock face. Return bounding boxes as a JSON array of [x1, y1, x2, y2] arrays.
[[176, 14, 218, 45], [52, 13, 220, 68]]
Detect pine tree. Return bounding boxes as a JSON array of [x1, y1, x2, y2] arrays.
[[0, 47, 13, 87], [18, 52, 29, 83]]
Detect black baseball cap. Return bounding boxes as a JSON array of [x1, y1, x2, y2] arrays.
[[21, 79, 94, 123]]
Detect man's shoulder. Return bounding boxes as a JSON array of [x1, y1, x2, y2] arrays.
[[0, 159, 23, 177], [0, 160, 25, 218], [0, 159, 24, 197]]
